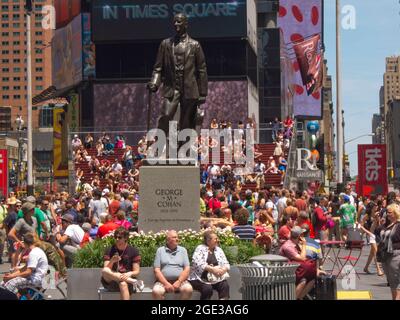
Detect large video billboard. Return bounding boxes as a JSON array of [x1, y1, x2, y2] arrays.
[[93, 81, 249, 132], [52, 14, 83, 90], [92, 0, 248, 42], [278, 0, 323, 119]]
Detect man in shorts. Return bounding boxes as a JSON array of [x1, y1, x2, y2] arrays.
[[152, 230, 192, 300]]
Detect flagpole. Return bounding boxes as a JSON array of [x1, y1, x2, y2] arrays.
[[26, 1, 34, 196], [336, 0, 344, 190]]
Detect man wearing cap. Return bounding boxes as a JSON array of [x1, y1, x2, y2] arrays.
[[1, 232, 48, 296], [55, 214, 84, 267], [338, 194, 356, 241], [16, 196, 48, 239], [280, 226, 317, 300], [8, 202, 38, 269], [80, 223, 93, 248], [0, 196, 8, 264]]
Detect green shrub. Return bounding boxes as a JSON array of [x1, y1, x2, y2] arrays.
[[73, 229, 264, 268]]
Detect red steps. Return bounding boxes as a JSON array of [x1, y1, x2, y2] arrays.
[[75, 144, 286, 190]]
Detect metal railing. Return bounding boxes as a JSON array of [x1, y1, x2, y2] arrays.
[[283, 122, 298, 189]]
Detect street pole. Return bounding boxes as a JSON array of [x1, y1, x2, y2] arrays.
[[26, 4, 34, 196], [336, 0, 344, 192]]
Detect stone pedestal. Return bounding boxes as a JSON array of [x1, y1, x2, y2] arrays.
[[139, 166, 200, 233]]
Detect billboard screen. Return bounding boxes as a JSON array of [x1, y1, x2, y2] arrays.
[[52, 14, 83, 90], [92, 0, 247, 42], [358, 144, 388, 197], [93, 80, 249, 137], [278, 0, 322, 118]]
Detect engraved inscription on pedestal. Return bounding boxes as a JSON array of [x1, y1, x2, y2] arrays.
[[139, 166, 200, 233]]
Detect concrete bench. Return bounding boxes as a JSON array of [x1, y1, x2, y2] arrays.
[[68, 267, 242, 300]]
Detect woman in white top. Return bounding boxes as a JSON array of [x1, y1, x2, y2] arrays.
[[188, 230, 230, 300]]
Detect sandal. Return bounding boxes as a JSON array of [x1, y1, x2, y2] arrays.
[[377, 271, 384, 276], [363, 268, 372, 274]]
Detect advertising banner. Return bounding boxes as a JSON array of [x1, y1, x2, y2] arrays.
[[293, 34, 323, 95], [82, 13, 96, 79], [92, 0, 247, 41], [358, 144, 388, 197], [68, 94, 80, 132], [0, 150, 8, 198], [278, 0, 323, 118], [52, 14, 83, 90], [53, 108, 68, 178]]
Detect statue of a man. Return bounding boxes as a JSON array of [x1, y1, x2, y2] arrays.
[[148, 13, 208, 135]]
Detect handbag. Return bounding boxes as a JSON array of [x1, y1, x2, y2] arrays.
[[376, 241, 389, 263], [206, 271, 230, 283]]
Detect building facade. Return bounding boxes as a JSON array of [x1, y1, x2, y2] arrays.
[[382, 56, 400, 175], [0, 0, 53, 130], [386, 99, 400, 186]]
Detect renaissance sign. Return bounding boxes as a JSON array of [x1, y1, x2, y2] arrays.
[[92, 0, 249, 41], [296, 148, 323, 181]]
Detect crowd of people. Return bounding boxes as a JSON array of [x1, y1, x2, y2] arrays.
[[197, 185, 400, 300], [0, 182, 399, 300], [1, 117, 399, 300]]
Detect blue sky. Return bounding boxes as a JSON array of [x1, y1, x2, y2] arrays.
[[323, 0, 400, 176]]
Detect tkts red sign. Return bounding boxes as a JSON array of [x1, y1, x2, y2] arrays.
[[358, 144, 388, 197], [0, 150, 8, 198]]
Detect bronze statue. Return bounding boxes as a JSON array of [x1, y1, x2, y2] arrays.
[[148, 13, 208, 135]]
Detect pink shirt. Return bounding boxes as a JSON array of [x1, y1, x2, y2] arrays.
[[279, 239, 300, 261]]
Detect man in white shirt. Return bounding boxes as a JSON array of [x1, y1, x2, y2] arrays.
[[56, 214, 84, 267], [1, 233, 48, 295], [110, 159, 123, 180]]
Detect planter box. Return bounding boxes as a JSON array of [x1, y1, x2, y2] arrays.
[[67, 266, 242, 300]]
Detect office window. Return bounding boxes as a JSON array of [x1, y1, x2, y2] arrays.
[[2, 86, 9, 91], [12, 23, 20, 28], [1, 23, 9, 28], [13, 67, 20, 73], [2, 95, 9, 100], [13, 77, 20, 81], [35, 67, 43, 72], [1, 59, 9, 63], [13, 41, 20, 46], [1, 41, 9, 46], [2, 77, 9, 82], [39, 106, 53, 128], [2, 68, 9, 72], [13, 58, 20, 63], [13, 86, 20, 90], [13, 95, 21, 99]]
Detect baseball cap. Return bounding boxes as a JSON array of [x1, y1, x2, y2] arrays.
[[21, 202, 36, 215], [26, 196, 36, 204], [291, 226, 306, 238], [102, 188, 110, 196], [343, 195, 350, 202], [82, 223, 91, 232], [61, 214, 74, 224], [206, 191, 213, 197]]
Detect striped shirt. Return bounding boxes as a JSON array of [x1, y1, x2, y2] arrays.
[[305, 237, 322, 261], [232, 225, 256, 240]]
